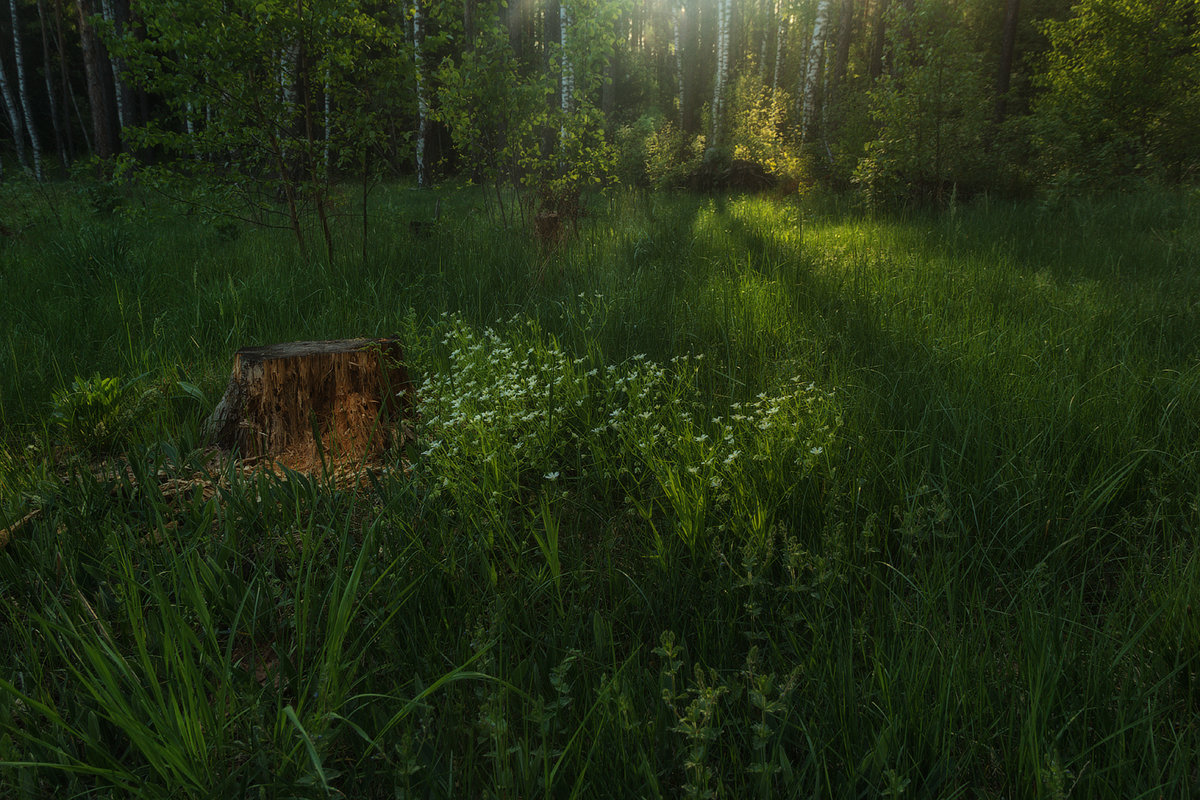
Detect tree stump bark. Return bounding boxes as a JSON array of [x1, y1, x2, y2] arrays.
[[203, 338, 415, 468]]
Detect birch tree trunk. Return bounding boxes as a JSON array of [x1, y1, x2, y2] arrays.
[[799, 0, 831, 142], [0, 43, 28, 171], [99, 0, 132, 132], [710, 0, 730, 147], [412, 0, 430, 188], [9, 0, 43, 179], [560, 0, 573, 115]]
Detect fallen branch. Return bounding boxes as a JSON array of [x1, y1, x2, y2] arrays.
[[0, 509, 42, 551]]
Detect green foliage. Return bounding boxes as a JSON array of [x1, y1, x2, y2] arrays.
[[727, 73, 805, 186], [853, 1, 992, 206], [50, 375, 154, 456], [109, 0, 406, 252], [614, 111, 665, 186], [434, 17, 553, 201], [434, 0, 621, 223], [1033, 0, 1200, 190]]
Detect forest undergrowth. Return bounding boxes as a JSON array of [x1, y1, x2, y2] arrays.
[[0, 181, 1198, 798]]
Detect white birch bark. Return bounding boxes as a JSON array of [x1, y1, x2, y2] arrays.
[[800, 0, 831, 141], [560, 1, 573, 114], [559, 0, 573, 150], [9, 0, 42, 178], [98, 0, 129, 131], [0, 23, 27, 170], [412, 0, 430, 187], [711, 0, 730, 146]]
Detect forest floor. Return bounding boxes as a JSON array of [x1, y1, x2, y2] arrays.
[[1, 181, 1199, 798]]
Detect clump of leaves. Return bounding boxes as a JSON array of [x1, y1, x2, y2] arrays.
[[50, 374, 155, 456]]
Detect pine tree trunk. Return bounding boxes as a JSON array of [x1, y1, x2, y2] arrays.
[[868, 0, 888, 80], [507, 0, 522, 59], [10, 0, 44, 180], [52, 0, 75, 159], [772, 0, 785, 95], [994, 0, 1020, 124], [827, 0, 854, 120], [77, 0, 118, 159]]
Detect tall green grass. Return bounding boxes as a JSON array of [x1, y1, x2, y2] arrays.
[[1, 179, 1198, 796]]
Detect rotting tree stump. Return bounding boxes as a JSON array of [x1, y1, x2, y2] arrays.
[[203, 338, 415, 469]]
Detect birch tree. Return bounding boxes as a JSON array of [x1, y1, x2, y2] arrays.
[[560, 0, 574, 117], [799, 0, 831, 142], [772, 0, 785, 96], [710, 0, 731, 147], [412, 0, 430, 187], [0, 39, 28, 171], [9, 0, 43, 178]]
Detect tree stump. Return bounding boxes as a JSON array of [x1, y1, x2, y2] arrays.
[[203, 338, 415, 468]]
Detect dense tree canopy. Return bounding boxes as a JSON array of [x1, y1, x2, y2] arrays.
[[0, 0, 1197, 206]]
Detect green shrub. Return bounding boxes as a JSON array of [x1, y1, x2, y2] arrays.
[[50, 375, 157, 456]]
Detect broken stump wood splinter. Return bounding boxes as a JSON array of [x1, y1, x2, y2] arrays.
[[203, 338, 416, 469]]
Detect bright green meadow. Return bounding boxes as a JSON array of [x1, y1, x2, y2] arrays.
[[1, 182, 1199, 798]]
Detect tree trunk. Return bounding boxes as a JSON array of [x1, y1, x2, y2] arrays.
[[674, 1, 684, 125], [52, 0, 75, 159], [10, 0, 44, 180], [868, 0, 888, 80], [99, 0, 133, 131], [680, 0, 701, 135], [710, 0, 730, 147], [412, 0, 430, 188], [0, 42, 28, 171], [826, 0, 854, 124], [560, 0, 573, 117], [772, 0, 785, 95], [204, 338, 416, 469], [77, 0, 118, 159], [36, 0, 66, 170], [994, 0, 1020, 125], [507, 0, 522, 60], [462, 0, 475, 48], [800, 0, 832, 142]]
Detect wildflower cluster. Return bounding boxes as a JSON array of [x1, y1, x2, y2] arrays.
[[412, 314, 840, 554]]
